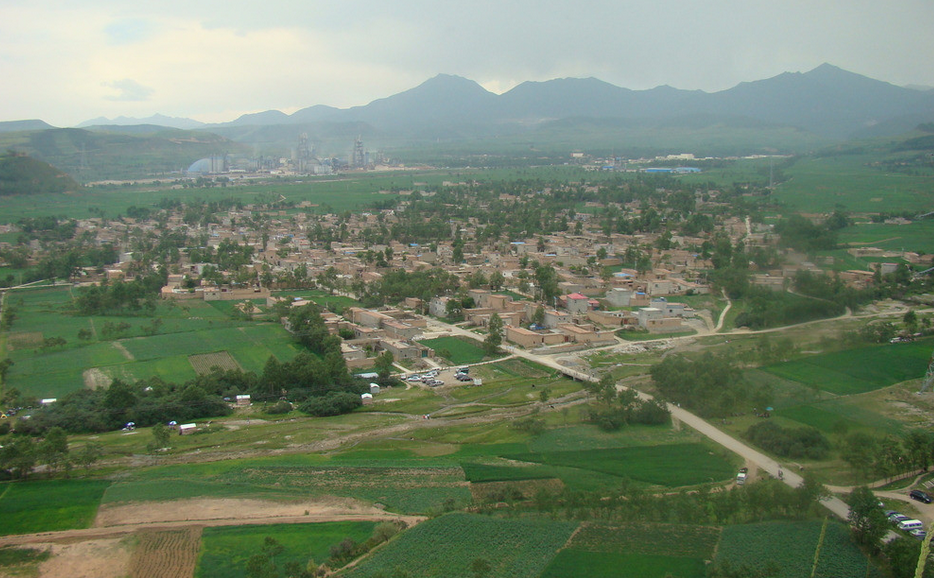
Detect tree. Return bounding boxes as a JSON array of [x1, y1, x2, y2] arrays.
[[847, 486, 888, 552], [531, 305, 545, 327], [0, 436, 36, 479], [485, 313, 503, 355], [76, 442, 103, 474], [149, 422, 171, 452], [488, 270, 505, 291], [374, 351, 395, 382], [38, 426, 69, 476], [0, 358, 13, 383], [904, 309, 919, 333]]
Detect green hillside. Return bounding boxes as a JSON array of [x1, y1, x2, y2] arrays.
[[0, 152, 81, 195], [0, 127, 249, 182]]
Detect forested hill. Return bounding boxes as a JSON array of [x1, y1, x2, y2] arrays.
[[0, 152, 81, 195]]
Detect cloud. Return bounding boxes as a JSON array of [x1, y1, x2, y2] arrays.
[[103, 79, 154, 101], [104, 18, 155, 45]]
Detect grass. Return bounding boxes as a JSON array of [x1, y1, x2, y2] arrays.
[[419, 336, 491, 365], [0, 479, 111, 536], [345, 513, 578, 578], [196, 522, 377, 578], [763, 338, 933, 395]]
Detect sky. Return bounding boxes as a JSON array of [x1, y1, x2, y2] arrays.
[[1, 0, 932, 127]]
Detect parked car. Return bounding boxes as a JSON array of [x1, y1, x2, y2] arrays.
[[910, 489, 932, 504], [889, 514, 910, 525], [910, 528, 928, 540], [456, 374, 473, 381]]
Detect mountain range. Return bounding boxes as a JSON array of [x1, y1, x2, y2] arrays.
[[3, 64, 934, 165], [201, 64, 934, 140]]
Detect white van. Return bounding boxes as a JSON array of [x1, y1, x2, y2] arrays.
[[897, 519, 924, 531]]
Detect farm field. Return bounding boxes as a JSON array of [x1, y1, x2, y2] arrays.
[[838, 220, 934, 255], [130, 527, 202, 578], [762, 338, 933, 395], [196, 522, 377, 578], [540, 521, 718, 578], [344, 513, 578, 578], [0, 479, 111, 536], [420, 336, 493, 365], [503, 443, 736, 488], [714, 521, 882, 578], [0, 285, 303, 398], [772, 154, 934, 213]]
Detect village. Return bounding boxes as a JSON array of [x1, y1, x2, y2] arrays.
[[5, 177, 922, 378]]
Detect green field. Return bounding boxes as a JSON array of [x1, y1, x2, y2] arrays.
[[773, 154, 934, 213], [345, 513, 578, 578], [0, 479, 111, 536], [838, 220, 934, 255], [541, 551, 706, 578], [763, 338, 933, 395], [420, 336, 491, 364], [714, 521, 881, 578], [504, 443, 736, 488], [196, 522, 377, 578], [102, 454, 470, 515], [775, 399, 905, 437], [1, 286, 303, 397]]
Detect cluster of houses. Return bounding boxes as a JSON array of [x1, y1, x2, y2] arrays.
[[4, 184, 924, 371]]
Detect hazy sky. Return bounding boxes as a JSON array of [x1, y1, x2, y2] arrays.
[[2, 0, 932, 126]]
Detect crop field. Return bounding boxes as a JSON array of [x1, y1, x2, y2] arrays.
[[775, 399, 905, 436], [0, 479, 111, 536], [538, 522, 719, 578], [714, 521, 882, 578], [189, 351, 242, 374], [504, 443, 736, 488], [541, 552, 706, 578], [419, 336, 490, 365], [763, 338, 933, 395], [345, 513, 578, 578], [130, 527, 202, 578], [196, 522, 377, 578], [773, 154, 934, 213], [102, 454, 470, 515], [839, 220, 934, 255]]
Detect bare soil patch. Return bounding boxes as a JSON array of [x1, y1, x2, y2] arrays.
[[469, 478, 565, 502], [112, 341, 135, 360], [6, 332, 43, 350], [95, 497, 384, 527], [36, 537, 132, 578], [83, 368, 112, 390], [188, 351, 241, 375], [128, 527, 202, 578]]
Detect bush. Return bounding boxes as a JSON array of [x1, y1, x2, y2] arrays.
[[745, 421, 830, 460], [265, 400, 293, 415], [299, 392, 362, 417]]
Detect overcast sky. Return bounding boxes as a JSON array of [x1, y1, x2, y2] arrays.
[[2, 0, 932, 126]]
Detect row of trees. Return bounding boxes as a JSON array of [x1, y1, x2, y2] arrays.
[[0, 427, 102, 480]]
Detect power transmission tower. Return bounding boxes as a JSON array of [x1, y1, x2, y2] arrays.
[[919, 347, 934, 393]]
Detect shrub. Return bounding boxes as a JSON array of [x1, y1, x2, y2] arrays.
[[745, 421, 830, 460], [265, 400, 293, 415], [299, 392, 362, 417]]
